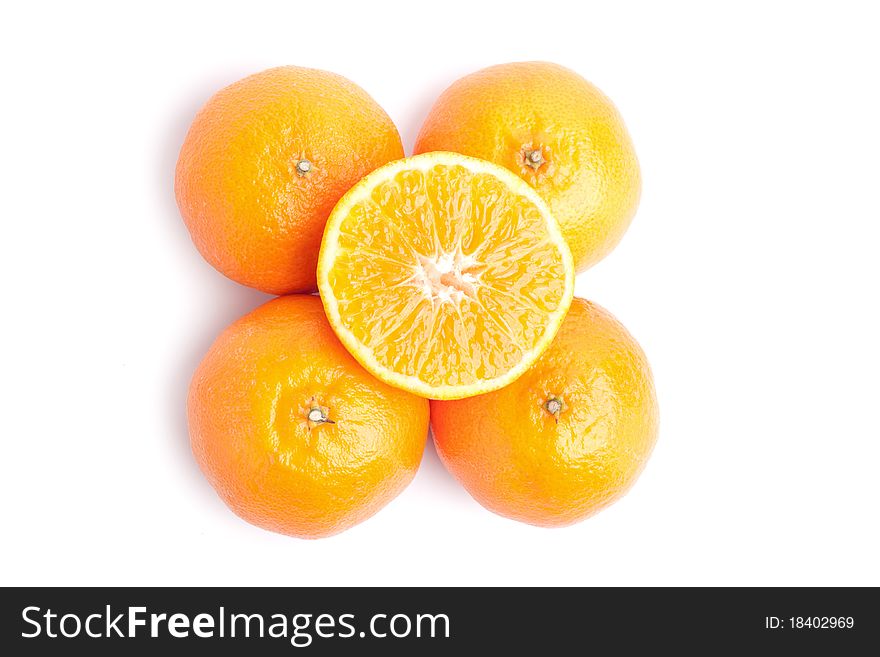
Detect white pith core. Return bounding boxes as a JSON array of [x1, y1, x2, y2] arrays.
[[415, 247, 482, 304]]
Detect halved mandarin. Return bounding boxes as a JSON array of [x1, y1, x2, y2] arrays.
[[317, 152, 574, 399]]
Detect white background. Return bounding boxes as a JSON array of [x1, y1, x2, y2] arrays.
[[2, 1, 878, 586]]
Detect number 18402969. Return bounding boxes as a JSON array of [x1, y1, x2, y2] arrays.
[[765, 616, 854, 629]]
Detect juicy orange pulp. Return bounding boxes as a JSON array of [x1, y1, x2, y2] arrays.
[[318, 152, 574, 399]]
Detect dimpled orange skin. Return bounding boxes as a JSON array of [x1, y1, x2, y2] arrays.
[[188, 295, 429, 539], [414, 62, 640, 272], [430, 298, 658, 527], [175, 66, 404, 294]]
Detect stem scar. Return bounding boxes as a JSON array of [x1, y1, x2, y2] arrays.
[[543, 395, 564, 423]]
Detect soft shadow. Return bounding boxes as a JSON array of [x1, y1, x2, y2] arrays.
[[395, 70, 466, 155], [413, 425, 472, 498]]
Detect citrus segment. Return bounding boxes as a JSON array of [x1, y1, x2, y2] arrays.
[[318, 152, 574, 399]]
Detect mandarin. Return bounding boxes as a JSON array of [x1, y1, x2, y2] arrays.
[[317, 152, 574, 400], [176, 66, 404, 294], [415, 62, 640, 272], [431, 298, 658, 527], [188, 295, 429, 538]]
